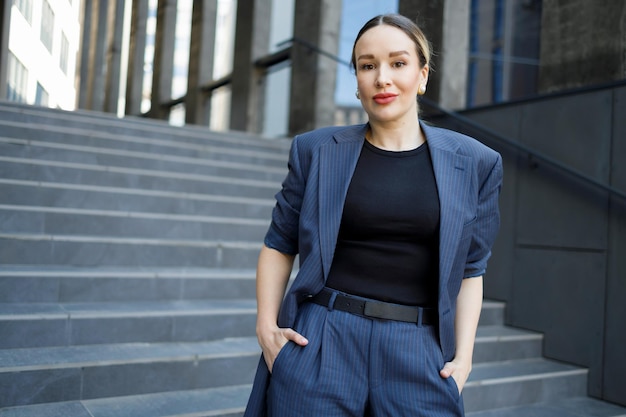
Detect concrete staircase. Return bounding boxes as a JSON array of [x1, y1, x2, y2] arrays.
[[0, 102, 624, 417]]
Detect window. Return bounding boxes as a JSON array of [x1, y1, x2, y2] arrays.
[[40, 0, 54, 53], [6, 53, 29, 103], [60, 32, 69, 74], [466, 0, 541, 107], [13, 0, 33, 24], [35, 82, 49, 106]]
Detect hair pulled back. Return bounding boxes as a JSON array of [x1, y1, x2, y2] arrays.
[[350, 14, 432, 72]]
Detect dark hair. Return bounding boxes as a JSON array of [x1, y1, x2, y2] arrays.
[[350, 14, 432, 72]]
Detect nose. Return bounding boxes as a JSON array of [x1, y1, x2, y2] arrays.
[[375, 67, 391, 88]]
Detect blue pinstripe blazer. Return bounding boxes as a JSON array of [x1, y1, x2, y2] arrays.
[[244, 121, 502, 417]]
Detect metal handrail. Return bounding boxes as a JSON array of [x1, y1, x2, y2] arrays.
[[276, 37, 352, 68], [289, 35, 626, 203], [161, 36, 626, 202], [419, 96, 626, 201]]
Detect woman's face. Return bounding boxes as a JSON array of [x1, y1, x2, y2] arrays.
[[354, 24, 429, 125]]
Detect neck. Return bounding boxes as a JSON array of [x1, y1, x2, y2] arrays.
[[367, 119, 425, 151]]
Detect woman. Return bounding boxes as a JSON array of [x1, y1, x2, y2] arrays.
[[244, 13, 502, 417]]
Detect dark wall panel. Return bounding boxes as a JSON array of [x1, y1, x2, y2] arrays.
[[515, 162, 609, 250], [459, 84, 625, 405], [511, 248, 606, 396], [604, 86, 626, 404], [515, 92, 611, 249], [466, 107, 523, 302], [519, 91, 612, 182]]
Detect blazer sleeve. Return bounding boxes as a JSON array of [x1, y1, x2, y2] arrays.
[[264, 136, 305, 255], [464, 153, 503, 278]]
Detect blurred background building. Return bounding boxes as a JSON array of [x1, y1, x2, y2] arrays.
[[2, 0, 552, 137], [4, 0, 81, 109], [3, 1, 624, 136]]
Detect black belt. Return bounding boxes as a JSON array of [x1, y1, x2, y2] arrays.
[[309, 288, 437, 325]]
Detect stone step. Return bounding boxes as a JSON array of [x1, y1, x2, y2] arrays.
[[466, 396, 626, 417], [0, 299, 257, 349], [473, 325, 542, 363], [478, 300, 505, 326], [0, 204, 269, 241], [0, 385, 251, 417], [0, 179, 275, 220], [0, 283, 511, 360], [0, 125, 288, 168], [0, 353, 589, 414], [0, 338, 260, 409], [0, 266, 501, 318], [0, 103, 291, 153], [0, 299, 520, 366], [463, 358, 588, 412], [0, 233, 263, 268], [0, 135, 287, 179], [0, 267, 257, 303], [0, 156, 280, 199]]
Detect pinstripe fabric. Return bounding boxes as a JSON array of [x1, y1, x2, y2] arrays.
[[268, 300, 464, 417], [244, 121, 502, 417]]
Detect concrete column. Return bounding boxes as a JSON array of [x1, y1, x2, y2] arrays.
[[0, 0, 11, 99], [125, 0, 149, 116], [539, 0, 626, 93], [104, 0, 125, 114], [185, 0, 217, 126], [229, 0, 271, 133], [149, 0, 177, 120], [399, 0, 469, 110], [288, 0, 342, 136], [85, 0, 109, 111]]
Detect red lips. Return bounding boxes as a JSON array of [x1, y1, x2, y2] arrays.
[[373, 93, 398, 104]]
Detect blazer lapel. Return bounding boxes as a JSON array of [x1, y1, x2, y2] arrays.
[[423, 123, 472, 287], [315, 122, 471, 288], [318, 125, 367, 279]]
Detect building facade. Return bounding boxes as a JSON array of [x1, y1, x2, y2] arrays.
[[4, 0, 80, 109], [0, 0, 563, 135]]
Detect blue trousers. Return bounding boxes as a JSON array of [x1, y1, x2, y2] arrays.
[[267, 295, 464, 417]]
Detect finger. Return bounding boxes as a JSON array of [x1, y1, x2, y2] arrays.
[[440, 362, 455, 378], [282, 328, 308, 346]]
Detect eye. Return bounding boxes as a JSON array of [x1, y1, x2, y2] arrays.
[[359, 63, 375, 71], [392, 61, 407, 68]]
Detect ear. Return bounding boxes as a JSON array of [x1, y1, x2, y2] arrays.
[[420, 65, 430, 84]]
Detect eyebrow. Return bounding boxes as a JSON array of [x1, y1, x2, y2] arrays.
[[357, 50, 410, 61]]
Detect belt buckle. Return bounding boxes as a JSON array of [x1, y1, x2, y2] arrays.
[[363, 300, 394, 320]]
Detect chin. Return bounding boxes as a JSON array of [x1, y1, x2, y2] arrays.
[[367, 112, 404, 124]]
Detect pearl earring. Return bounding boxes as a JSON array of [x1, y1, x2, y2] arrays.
[[418, 85, 426, 96], [355, 89, 360, 99]]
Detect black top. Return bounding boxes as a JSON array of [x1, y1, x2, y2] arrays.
[[325, 139, 440, 307]]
